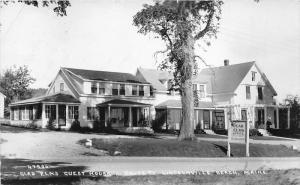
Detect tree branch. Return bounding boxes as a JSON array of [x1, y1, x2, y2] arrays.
[[194, 9, 215, 40]]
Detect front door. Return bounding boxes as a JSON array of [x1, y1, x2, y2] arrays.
[[257, 109, 265, 128], [58, 105, 66, 126], [203, 110, 210, 129]]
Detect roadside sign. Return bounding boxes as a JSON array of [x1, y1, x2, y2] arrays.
[[227, 120, 249, 157]]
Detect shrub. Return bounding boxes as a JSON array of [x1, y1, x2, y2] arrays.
[[249, 129, 262, 136], [70, 120, 81, 131]]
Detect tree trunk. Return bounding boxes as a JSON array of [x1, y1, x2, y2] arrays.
[[178, 35, 195, 141]]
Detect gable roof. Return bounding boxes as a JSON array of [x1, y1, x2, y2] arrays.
[[63, 67, 149, 84], [9, 93, 80, 106], [137, 68, 172, 91], [195, 61, 256, 94]]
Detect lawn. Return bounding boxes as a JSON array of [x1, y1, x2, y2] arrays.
[[78, 138, 300, 157]]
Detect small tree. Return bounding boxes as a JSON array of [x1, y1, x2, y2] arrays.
[[0, 65, 36, 105], [133, 0, 222, 140]]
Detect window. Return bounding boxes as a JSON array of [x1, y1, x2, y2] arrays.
[[53, 87, 55, 94], [139, 85, 144, 96], [21, 107, 26, 120], [252, 71, 256, 81], [99, 83, 105, 95], [192, 84, 197, 91], [68, 106, 79, 119], [246, 86, 251, 99], [60, 83, 64, 91], [11, 108, 14, 120], [45, 105, 56, 119], [87, 107, 97, 120], [193, 84, 205, 98], [258, 86, 263, 100], [132, 85, 137, 96], [199, 85, 205, 98], [120, 84, 125, 95], [241, 109, 247, 121], [150, 86, 154, 96], [14, 109, 19, 120], [29, 106, 33, 120], [112, 84, 119, 96], [91, 83, 97, 94]]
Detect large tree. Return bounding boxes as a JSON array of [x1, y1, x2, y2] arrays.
[[133, 0, 222, 140]]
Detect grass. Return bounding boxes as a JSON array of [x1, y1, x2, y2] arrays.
[[250, 136, 293, 141], [78, 138, 300, 157]]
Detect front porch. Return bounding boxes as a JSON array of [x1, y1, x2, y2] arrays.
[[96, 99, 152, 129], [9, 93, 81, 130]]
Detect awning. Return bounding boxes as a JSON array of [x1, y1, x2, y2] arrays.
[[97, 99, 151, 107], [9, 93, 80, 106]]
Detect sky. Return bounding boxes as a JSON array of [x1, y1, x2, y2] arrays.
[[0, 0, 299, 102]]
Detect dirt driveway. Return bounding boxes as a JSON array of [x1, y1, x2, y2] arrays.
[[0, 126, 134, 160]]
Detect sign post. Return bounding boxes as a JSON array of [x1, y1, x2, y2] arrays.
[[227, 120, 249, 157]]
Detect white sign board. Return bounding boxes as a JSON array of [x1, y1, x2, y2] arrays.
[[229, 121, 246, 143], [227, 120, 249, 157]]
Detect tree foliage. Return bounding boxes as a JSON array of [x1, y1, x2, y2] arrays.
[[133, 0, 222, 140], [0, 65, 36, 105], [1, 0, 71, 16], [285, 95, 300, 129], [133, 0, 222, 88]]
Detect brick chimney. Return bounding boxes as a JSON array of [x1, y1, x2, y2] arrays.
[[224, 59, 229, 66]]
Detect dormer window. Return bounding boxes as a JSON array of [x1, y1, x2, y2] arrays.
[[139, 85, 144, 96], [252, 71, 256, 81], [99, 82, 105, 95], [120, 84, 125, 95], [112, 84, 119, 96], [132, 85, 137, 96], [91, 83, 97, 94]]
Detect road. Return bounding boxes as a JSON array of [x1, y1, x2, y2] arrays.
[[1, 126, 300, 176]]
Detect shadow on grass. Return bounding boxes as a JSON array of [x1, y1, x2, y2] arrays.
[[213, 144, 233, 157], [0, 125, 43, 133], [1, 157, 105, 185]]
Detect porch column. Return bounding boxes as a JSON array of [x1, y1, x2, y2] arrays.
[[137, 108, 140, 125], [107, 105, 111, 127], [252, 106, 256, 128], [148, 106, 151, 127], [56, 104, 59, 126], [209, 110, 213, 129], [42, 104, 46, 128], [224, 108, 228, 130], [65, 105, 68, 120], [287, 107, 290, 129], [276, 107, 279, 129], [195, 110, 198, 130], [264, 106, 268, 129], [129, 107, 132, 127]]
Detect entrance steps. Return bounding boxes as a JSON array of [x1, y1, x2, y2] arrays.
[[203, 129, 216, 135], [257, 129, 272, 136]]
